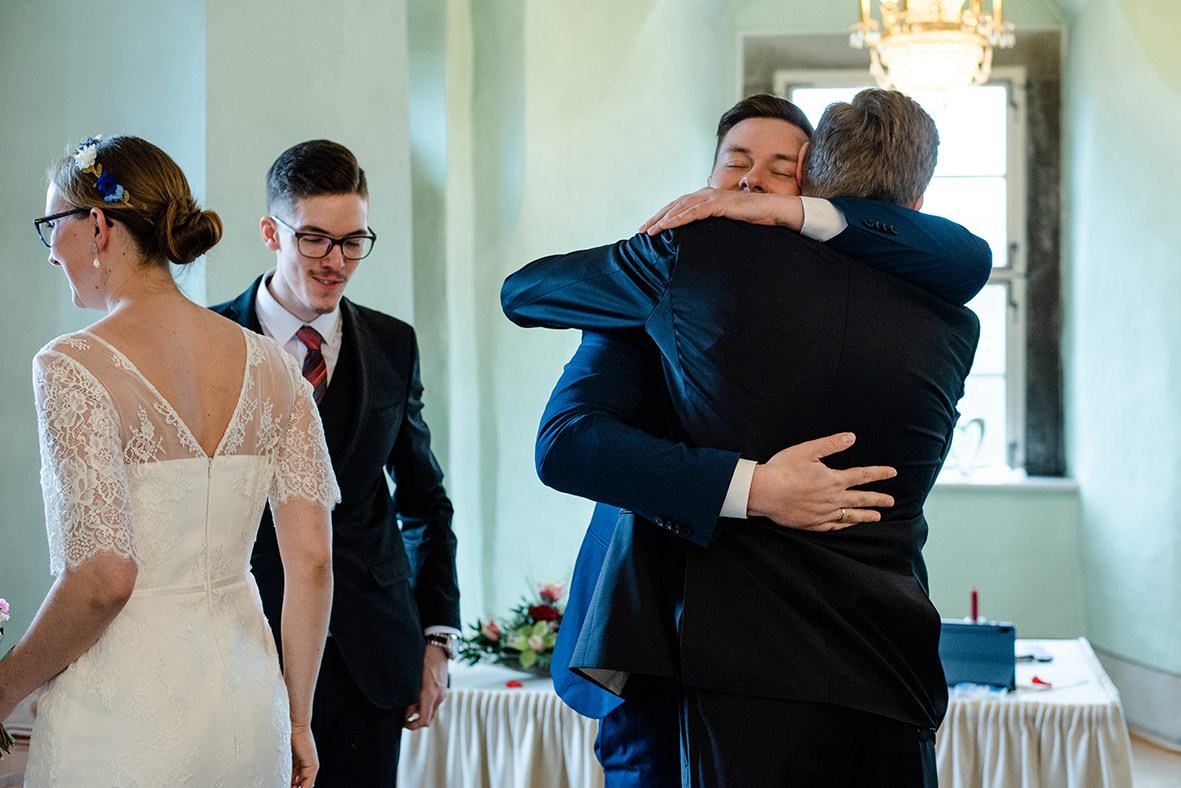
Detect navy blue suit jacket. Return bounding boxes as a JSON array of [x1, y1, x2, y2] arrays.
[[507, 199, 985, 726], [213, 276, 460, 711], [539, 332, 738, 718]]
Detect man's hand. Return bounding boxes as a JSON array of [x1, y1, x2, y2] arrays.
[[640, 188, 804, 235], [747, 432, 896, 531], [403, 645, 449, 730]]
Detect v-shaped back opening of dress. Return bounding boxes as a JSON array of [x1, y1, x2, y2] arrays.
[[80, 327, 251, 459]]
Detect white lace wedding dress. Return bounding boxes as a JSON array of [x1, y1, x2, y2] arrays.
[[24, 327, 339, 787]]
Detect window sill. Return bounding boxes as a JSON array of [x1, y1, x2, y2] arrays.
[[934, 474, 1078, 493]]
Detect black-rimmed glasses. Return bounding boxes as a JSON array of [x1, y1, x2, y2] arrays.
[[34, 207, 91, 248], [270, 215, 377, 261]]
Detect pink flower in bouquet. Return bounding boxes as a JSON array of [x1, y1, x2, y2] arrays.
[[0, 598, 8, 622], [458, 579, 566, 672], [528, 604, 560, 622], [538, 581, 564, 604]]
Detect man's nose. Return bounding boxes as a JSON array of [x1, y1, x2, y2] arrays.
[[739, 171, 765, 193], [321, 243, 347, 268]]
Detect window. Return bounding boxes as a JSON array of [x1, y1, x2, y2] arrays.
[[775, 69, 1031, 480]]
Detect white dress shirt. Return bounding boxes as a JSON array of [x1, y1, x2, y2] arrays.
[[253, 272, 343, 380]]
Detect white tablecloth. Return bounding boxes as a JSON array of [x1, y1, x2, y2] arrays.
[[397, 663, 603, 788], [936, 637, 1134, 788], [400, 639, 1133, 788]]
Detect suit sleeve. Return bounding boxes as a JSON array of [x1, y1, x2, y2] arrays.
[[387, 333, 460, 631], [536, 331, 740, 547], [827, 197, 993, 306], [501, 232, 677, 330]]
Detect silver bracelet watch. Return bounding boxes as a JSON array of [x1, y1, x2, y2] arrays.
[[424, 632, 459, 660]]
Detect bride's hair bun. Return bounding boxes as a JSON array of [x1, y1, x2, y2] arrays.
[[50, 135, 223, 266]]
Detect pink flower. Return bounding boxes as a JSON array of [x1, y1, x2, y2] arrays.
[[528, 634, 546, 652], [480, 619, 501, 643], [529, 604, 560, 622], [0, 598, 8, 623], [538, 581, 564, 604]]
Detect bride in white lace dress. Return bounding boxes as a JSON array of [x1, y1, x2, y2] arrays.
[[0, 136, 336, 787]]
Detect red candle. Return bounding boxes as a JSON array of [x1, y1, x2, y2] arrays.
[[971, 588, 979, 622]]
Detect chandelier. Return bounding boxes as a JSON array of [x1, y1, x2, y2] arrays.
[[850, 1, 1015, 96]]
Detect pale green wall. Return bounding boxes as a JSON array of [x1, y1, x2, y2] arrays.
[[0, 0, 207, 649], [1060, 0, 1181, 672], [202, 0, 414, 319], [925, 482, 1084, 636], [467, 0, 742, 618]]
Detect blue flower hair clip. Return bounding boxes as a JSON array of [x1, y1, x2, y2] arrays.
[[74, 136, 131, 205], [95, 172, 126, 203]]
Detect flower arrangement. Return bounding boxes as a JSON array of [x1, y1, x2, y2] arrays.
[[460, 581, 565, 675], [0, 598, 13, 758], [75, 136, 131, 205]]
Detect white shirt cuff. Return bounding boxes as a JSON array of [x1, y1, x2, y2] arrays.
[[720, 458, 757, 519], [425, 625, 461, 638], [800, 196, 848, 242]]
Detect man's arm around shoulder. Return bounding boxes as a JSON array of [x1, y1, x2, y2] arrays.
[[827, 197, 992, 306]]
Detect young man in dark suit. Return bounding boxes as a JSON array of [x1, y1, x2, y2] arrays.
[[504, 90, 986, 787], [213, 140, 460, 788]]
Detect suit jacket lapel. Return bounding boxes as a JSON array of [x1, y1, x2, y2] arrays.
[[332, 299, 369, 468]]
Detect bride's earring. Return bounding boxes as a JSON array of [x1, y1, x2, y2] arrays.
[[92, 243, 100, 269]]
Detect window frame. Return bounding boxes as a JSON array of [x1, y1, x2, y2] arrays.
[[773, 68, 1032, 474]]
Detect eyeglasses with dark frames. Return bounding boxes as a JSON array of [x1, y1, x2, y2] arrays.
[[34, 207, 91, 248], [270, 215, 378, 261]]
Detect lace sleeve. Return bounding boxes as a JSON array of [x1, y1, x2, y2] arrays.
[[270, 357, 340, 508], [34, 350, 138, 575]]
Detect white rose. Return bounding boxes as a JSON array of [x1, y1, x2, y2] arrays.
[[75, 142, 98, 170]]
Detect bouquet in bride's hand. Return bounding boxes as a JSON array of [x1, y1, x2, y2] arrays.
[[0, 598, 14, 758], [459, 581, 565, 675]]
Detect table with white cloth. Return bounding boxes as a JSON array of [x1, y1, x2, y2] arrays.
[[397, 662, 604, 788], [936, 637, 1134, 788], [398, 638, 1132, 788]]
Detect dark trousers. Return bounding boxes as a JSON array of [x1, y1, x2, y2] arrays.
[[681, 686, 938, 788], [595, 677, 683, 788], [311, 638, 407, 788]]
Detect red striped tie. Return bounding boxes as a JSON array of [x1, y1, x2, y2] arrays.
[[295, 325, 327, 403]]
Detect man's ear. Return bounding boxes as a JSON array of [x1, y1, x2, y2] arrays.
[[796, 141, 811, 193], [911, 195, 924, 211], [260, 216, 282, 251]]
